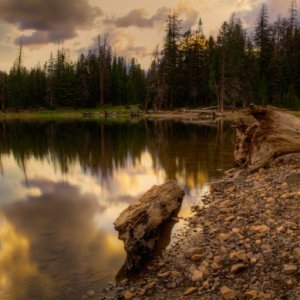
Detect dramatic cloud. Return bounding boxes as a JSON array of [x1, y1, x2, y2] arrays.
[[87, 27, 150, 60], [233, 0, 294, 32], [103, 7, 169, 28], [176, 1, 199, 31], [103, 3, 199, 31], [0, 0, 102, 45]]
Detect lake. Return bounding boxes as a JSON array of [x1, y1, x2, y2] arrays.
[[0, 119, 234, 300]]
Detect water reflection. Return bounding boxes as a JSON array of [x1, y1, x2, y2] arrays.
[[1, 180, 125, 300], [0, 120, 234, 299]]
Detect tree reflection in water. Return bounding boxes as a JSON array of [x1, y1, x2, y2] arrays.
[[0, 119, 234, 300]]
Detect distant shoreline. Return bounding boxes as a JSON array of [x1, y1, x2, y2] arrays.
[[0, 107, 298, 121]]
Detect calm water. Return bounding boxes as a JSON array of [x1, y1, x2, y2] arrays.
[[0, 119, 234, 300]]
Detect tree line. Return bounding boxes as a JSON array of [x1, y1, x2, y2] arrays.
[[0, 120, 233, 184], [0, 37, 147, 111], [0, 1, 299, 112], [147, 0, 300, 111]]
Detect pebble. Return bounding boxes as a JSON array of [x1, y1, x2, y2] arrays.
[[230, 250, 247, 261], [243, 290, 258, 299], [220, 286, 237, 299], [124, 291, 134, 300], [203, 280, 210, 289], [230, 263, 247, 274], [192, 270, 204, 282], [211, 262, 222, 271], [283, 264, 298, 274], [249, 225, 270, 233], [191, 254, 204, 261], [293, 248, 300, 262], [157, 271, 170, 278], [184, 247, 203, 258], [218, 233, 231, 242], [86, 290, 95, 297], [183, 287, 198, 296]]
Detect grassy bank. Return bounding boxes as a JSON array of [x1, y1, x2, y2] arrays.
[[0, 107, 299, 121], [0, 106, 139, 120]]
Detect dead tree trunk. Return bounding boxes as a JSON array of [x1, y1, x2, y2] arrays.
[[234, 104, 300, 171], [114, 180, 184, 270]]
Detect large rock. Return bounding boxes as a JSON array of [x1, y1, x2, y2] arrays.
[[114, 180, 185, 270]]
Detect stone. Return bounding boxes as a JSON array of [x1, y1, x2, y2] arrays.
[[250, 257, 257, 264], [183, 287, 198, 296], [214, 256, 222, 263], [220, 286, 237, 299], [136, 288, 146, 296], [258, 168, 267, 175], [230, 250, 247, 261], [283, 264, 298, 274], [144, 281, 156, 290], [86, 290, 95, 297], [231, 228, 240, 234], [203, 280, 210, 289], [199, 265, 210, 277], [191, 254, 204, 261], [192, 270, 204, 282], [157, 271, 170, 279], [124, 291, 134, 300], [244, 290, 258, 299], [225, 215, 235, 222], [286, 279, 294, 286], [120, 279, 129, 285], [184, 247, 203, 258], [211, 262, 222, 271], [249, 225, 270, 233], [189, 264, 197, 274], [293, 248, 300, 262], [220, 200, 232, 206], [170, 271, 181, 278], [218, 233, 231, 242], [231, 263, 247, 274]]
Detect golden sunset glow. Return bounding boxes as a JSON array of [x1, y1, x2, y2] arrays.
[[0, 217, 53, 300], [0, 0, 288, 70]]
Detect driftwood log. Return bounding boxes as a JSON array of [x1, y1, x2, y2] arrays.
[[114, 180, 185, 270], [234, 104, 300, 171]]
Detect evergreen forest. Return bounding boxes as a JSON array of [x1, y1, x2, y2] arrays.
[[0, 1, 299, 111]]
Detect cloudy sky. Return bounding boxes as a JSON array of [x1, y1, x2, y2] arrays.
[[0, 0, 295, 70]]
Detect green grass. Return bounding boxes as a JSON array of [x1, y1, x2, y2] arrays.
[[0, 106, 298, 121], [0, 105, 140, 120]]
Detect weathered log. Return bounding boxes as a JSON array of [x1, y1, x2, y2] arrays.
[[114, 180, 185, 270], [234, 105, 300, 171]]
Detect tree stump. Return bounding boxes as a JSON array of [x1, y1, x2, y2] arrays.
[[234, 104, 300, 171], [114, 180, 185, 270]]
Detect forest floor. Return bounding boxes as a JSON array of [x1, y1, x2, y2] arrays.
[[101, 153, 300, 300]]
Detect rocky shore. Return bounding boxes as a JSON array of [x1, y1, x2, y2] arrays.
[[101, 153, 300, 300]]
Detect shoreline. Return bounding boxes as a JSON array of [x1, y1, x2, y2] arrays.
[[101, 153, 300, 300], [0, 108, 298, 121]]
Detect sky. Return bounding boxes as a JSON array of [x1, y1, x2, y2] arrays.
[[0, 0, 296, 71]]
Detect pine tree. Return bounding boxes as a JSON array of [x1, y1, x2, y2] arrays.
[[161, 13, 182, 109], [254, 4, 273, 104], [0, 71, 7, 112]]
